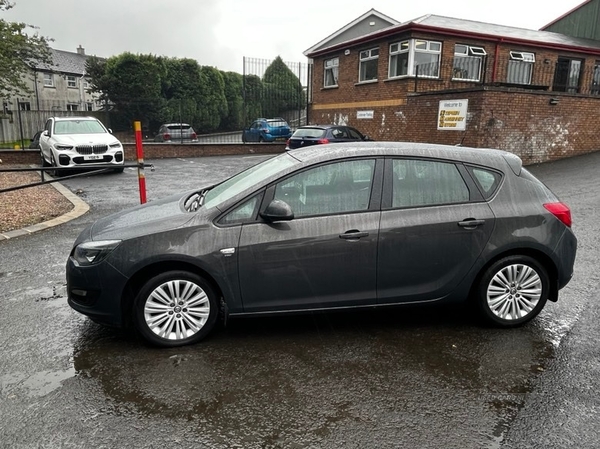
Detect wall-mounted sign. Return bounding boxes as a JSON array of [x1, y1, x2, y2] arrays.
[[437, 100, 468, 131], [357, 110, 374, 119]]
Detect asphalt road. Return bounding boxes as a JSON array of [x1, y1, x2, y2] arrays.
[[0, 151, 599, 448]]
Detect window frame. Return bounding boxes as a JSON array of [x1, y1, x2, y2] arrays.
[[507, 51, 535, 85], [452, 44, 487, 82], [324, 57, 339, 88], [388, 39, 442, 79], [358, 47, 379, 83], [67, 76, 77, 88], [43, 73, 54, 87]]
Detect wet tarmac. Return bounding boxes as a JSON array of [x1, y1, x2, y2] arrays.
[[1, 151, 599, 448]]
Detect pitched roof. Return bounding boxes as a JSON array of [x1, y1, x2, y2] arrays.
[[304, 8, 399, 56], [541, 0, 593, 30], [33, 47, 98, 75], [306, 13, 600, 57]]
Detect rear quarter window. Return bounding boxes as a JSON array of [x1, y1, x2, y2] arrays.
[[467, 166, 503, 199]]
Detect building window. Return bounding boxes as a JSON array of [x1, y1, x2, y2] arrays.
[[86, 102, 93, 111], [67, 76, 77, 88], [18, 101, 31, 111], [389, 39, 441, 78], [553, 57, 582, 93], [507, 51, 535, 85], [453, 45, 486, 81], [43, 73, 54, 87], [67, 104, 79, 111], [359, 48, 379, 82], [324, 57, 339, 87], [591, 61, 600, 95]]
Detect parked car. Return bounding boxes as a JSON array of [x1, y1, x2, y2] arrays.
[[39, 116, 124, 175], [286, 124, 371, 150], [29, 131, 42, 149], [66, 142, 577, 348], [154, 123, 198, 142], [242, 118, 292, 142]]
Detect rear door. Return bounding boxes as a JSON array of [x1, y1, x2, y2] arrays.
[[237, 158, 382, 312], [377, 158, 495, 304]]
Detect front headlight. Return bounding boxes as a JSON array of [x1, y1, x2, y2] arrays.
[[73, 240, 122, 266], [109, 141, 122, 149], [56, 144, 74, 150]]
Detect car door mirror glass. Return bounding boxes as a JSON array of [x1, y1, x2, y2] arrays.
[[43, 130, 49, 137], [260, 199, 294, 222]]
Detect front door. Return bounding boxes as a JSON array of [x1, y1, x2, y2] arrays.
[[238, 158, 380, 312]]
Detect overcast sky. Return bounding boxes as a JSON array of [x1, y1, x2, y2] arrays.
[[3, 0, 585, 73]]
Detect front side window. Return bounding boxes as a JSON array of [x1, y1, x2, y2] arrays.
[[507, 51, 535, 85], [43, 73, 54, 87], [392, 159, 469, 208], [67, 76, 77, 88], [453, 45, 487, 81], [324, 57, 339, 87], [220, 195, 261, 225], [359, 48, 379, 82], [273, 159, 376, 217], [389, 40, 441, 78]]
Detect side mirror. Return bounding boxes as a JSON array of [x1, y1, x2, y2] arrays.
[[260, 199, 294, 222], [43, 130, 50, 137], [363, 135, 372, 141]]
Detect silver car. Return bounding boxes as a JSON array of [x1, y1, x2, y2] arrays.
[[67, 142, 577, 347], [154, 123, 198, 142]]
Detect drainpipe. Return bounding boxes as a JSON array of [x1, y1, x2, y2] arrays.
[[492, 38, 504, 83]]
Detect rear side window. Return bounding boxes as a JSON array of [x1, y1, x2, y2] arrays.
[[468, 166, 502, 199], [392, 159, 470, 208], [293, 128, 326, 138]]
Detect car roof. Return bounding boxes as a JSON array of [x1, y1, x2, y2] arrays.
[[287, 141, 522, 174], [162, 123, 192, 127], [52, 116, 98, 121], [296, 125, 348, 130]]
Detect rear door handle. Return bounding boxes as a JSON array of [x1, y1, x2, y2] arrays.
[[339, 230, 369, 240], [458, 219, 485, 229]]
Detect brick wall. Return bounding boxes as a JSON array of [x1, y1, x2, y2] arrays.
[[0, 143, 286, 166]]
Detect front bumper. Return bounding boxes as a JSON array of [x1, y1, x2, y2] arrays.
[[66, 256, 129, 327]]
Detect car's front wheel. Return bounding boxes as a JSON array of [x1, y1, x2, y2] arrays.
[[133, 271, 219, 347], [476, 255, 549, 327]]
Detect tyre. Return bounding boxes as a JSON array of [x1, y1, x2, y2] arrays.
[[476, 255, 549, 327], [133, 271, 219, 347], [258, 135, 264, 143], [50, 153, 63, 177], [40, 150, 50, 167]]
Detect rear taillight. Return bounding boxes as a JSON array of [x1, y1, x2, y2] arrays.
[[285, 139, 290, 146], [544, 202, 572, 227], [191, 132, 197, 139], [317, 138, 330, 144], [163, 133, 171, 140]]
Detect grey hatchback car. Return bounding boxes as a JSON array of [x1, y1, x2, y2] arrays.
[[67, 142, 576, 347]]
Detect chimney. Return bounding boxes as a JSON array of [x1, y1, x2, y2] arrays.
[[77, 45, 85, 56]]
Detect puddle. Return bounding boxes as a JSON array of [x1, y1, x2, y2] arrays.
[[1, 367, 76, 398]]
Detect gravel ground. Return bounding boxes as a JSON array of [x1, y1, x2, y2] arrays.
[[0, 169, 73, 233]]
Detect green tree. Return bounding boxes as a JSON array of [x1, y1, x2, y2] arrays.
[[197, 66, 227, 132], [86, 53, 168, 131], [242, 74, 264, 123], [221, 71, 244, 131], [0, 1, 51, 96], [262, 56, 304, 118]]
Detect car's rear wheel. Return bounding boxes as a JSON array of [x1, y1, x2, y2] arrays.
[[133, 271, 218, 347], [476, 256, 549, 327]]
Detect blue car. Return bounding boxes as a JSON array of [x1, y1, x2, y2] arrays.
[[242, 118, 292, 142]]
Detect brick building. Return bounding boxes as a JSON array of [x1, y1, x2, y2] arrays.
[[304, 6, 600, 164]]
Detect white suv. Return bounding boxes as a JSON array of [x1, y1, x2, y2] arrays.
[[39, 116, 124, 175]]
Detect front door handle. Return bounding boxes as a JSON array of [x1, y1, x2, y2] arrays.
[[339, 230, 369, 240], [458, 219, 485, 229]]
